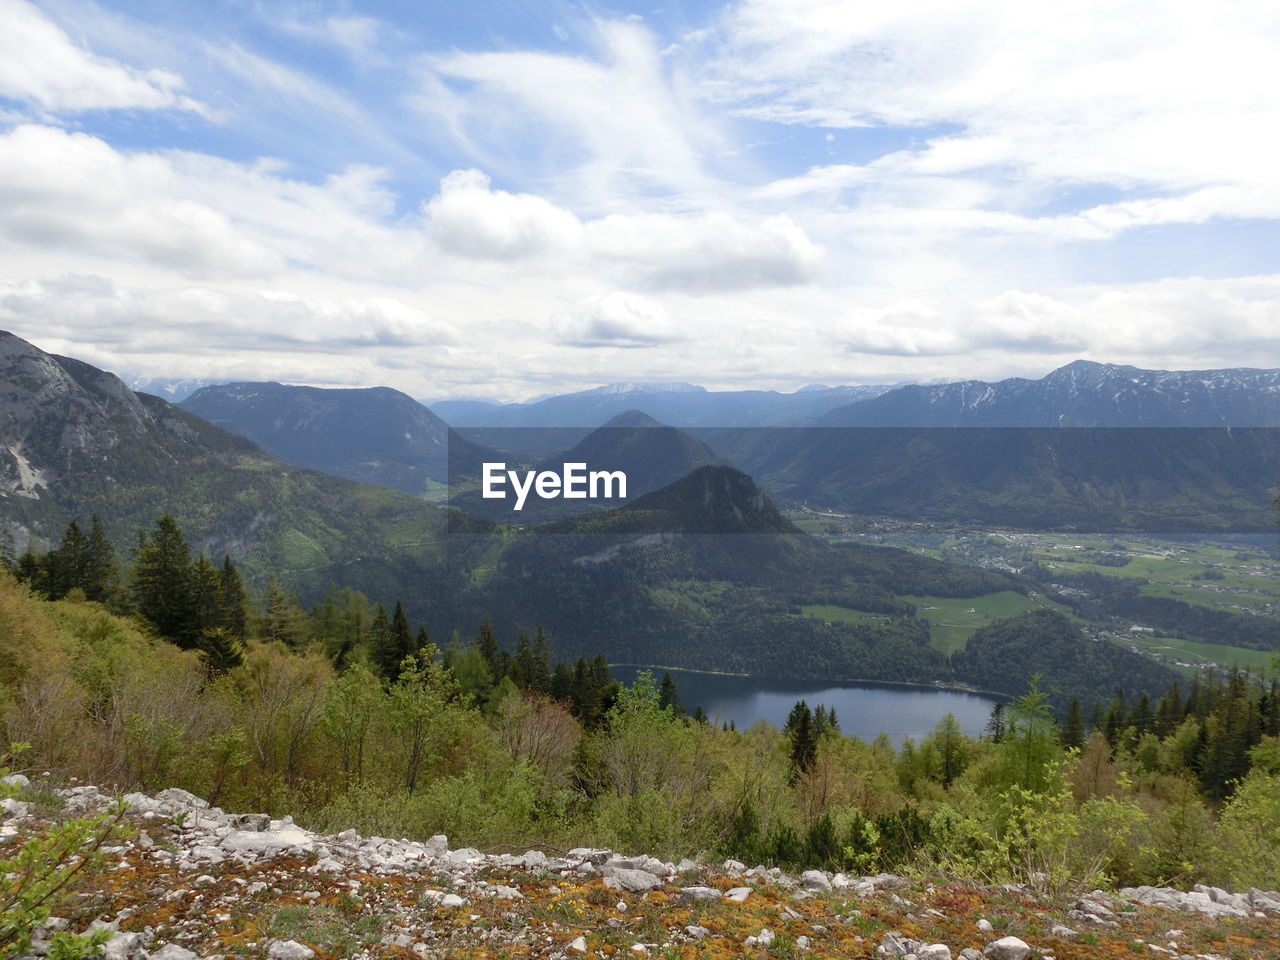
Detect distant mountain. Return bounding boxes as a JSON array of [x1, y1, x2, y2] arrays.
[[449, 410, 726, 522], [128, 377, 231, 403], [707, 425, 1280, 532], [537, 464, 795, 536], [433, 381, 901, 430], [181, 382, 495, 498], [475, 465, 1019, 681], [823, 360, 1280, 426], [0, 331, 485, 611]]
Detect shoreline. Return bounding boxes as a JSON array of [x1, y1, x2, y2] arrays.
[[610, 663, 1010, 701]]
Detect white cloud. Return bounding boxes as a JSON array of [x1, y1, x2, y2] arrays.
[[420, 18, 723, 206], [556, 292, 686, 347], [709, 0, 1280, 236], [423, 169, 825, 292], [586, 211, 824, 292], [426, 169, 583, 260], [0, 0, 204, 114], [0, 124, 436, 281], [0, 275, 457, 354], [839, 279, 1280, 361], [0, 125, 283, 277]]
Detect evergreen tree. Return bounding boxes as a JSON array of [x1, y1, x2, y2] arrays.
[[0, 527, 15, 570], [82, 515, 116, 604], [131, 516, 194, 643], [368, 605, 391, 675], [475, 616, 504, 677], [259, 576, 307, 647], [187, 554, 224, 647], [529, 625, 553, 692], [217, 555, 249, 639], [657, 672, 682, 715], [44, 520, 88, 599], [984, 702, 1007, 743], [374, 600, 415, 680], [784, 700, 817, 781], [1062, 697, 1086, 750]]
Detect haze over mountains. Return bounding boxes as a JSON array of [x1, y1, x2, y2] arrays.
[[431, 381, 900, 428], [157, 357, 1280, 532]]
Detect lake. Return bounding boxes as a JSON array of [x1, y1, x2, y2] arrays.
[[612, 667, 1000, 743]]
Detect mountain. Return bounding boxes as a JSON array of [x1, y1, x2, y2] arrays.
[[3, 331, 1194, 699], [128, 377, 231, 403], [950, 610, 1180, 708], [471, 465, 1025, 681], [433, 381, 900, 431], [822, 359, 1280, 426], [537, 464, 794, 536], [705, 425, 1280, 532], [448, 411, 727, 523], [0, 330, 486, 610], [181, 382, 495, 498]]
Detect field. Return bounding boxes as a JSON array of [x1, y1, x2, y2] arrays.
[[803, 591, 1062, 656], [798, 522, 1280, 672], [1119, 633, 1277, 675]]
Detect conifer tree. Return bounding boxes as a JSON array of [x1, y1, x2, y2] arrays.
[[82, 516, 116, 604], [217, 555, 249, 639], [657, 672, 682, 715], [784, 700, 817, 780], [368, 605, 391, 675], [375, 600, 415, 680], [1062, 697, 1086, 749], [131, 516, 194, 642], [259, 576, 307, 647]]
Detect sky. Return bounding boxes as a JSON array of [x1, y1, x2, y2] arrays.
[[1, 0, 1279, 400]]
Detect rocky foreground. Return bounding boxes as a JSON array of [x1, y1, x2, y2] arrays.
[[4, 781, 1279, 960]]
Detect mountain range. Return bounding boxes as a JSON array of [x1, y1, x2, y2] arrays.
[[180, 381, 494, 498], [821, 359, 1280, 426], [0, 330, 1025, 688], [432, 381, 899, 428]]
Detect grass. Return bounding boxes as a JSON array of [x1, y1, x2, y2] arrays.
[[1119, 634, 1277, 674], [800, 604, 886, 625], [897, 592, 1048, 655]]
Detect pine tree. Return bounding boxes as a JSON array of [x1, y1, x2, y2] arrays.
[[217, 555, 249, 639], [0, 527, 15, 570], [131, 516, 194, 643], [375, 600, 415, 680], [475, 616, 501, 676], [259, 576, 307, 647], [368, 605, 391, 676], [187, 554, 224, 648], [784, 700, 817, 780], [82, 515, 116, 603], [44, 520, 88, 599], [657, 672, 682, 715], [1062, 697, 1085, 750], [984, 702, 1007, 743]]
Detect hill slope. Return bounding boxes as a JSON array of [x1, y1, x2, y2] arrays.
[[0, 330, 485, 611], [181, 381, 494, 497]]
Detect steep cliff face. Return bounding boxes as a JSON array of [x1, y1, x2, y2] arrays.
[[0, 331, 467, 614], [0, 331, 247, 502]]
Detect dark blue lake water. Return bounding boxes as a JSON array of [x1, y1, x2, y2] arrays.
[[612, 667, 999, 743]]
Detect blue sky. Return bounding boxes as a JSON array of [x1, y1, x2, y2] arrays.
[[1, 0, 1278, 398]]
